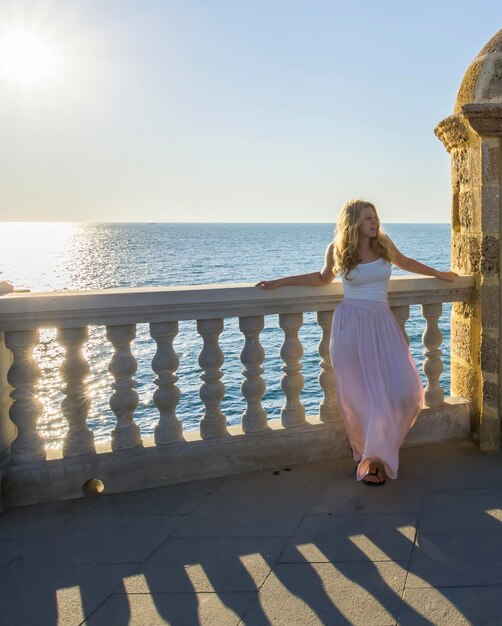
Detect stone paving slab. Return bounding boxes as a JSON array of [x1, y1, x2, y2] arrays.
[[0, 537, 34, 568], [0, 496, 96, 541], [180, 502, 307, 538], [418, 490, 502, 531], [179, 467, 323, 538], [89, 478, 225, 518], [308, 475, 424, 516], [0, 560, 136, 626], [24, 514, 186, 564], [86, 591, 257, 626], [398, 440, 502, 491], [210, 457, 349, 497], [242, 562, 407, 625], [400, 587, 502, 625], [279, 513, 417, 563], [408, 530, 502, 587], [120, 537, 288, 593]]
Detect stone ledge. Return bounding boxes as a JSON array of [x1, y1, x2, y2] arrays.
[[0, 277, 475, 331], [463, 103, 502, 136], [3, 399, 471, 507], [404, 397, 471, 446]]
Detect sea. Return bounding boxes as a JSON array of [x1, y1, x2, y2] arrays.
[[0, 222, 452, 448]]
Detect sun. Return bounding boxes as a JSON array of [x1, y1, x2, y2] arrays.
[[0, 28, 63, 87]]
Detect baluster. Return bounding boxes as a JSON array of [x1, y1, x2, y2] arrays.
[[279, 313, 306, 427], [422, 303, 444, 407], [197, 318, 228, 438], [106, 324, 142, 450], [150, 321, 184, 444], [4, 330, 45, 463], [392, 305, 410, 345], [317, 310, 341, 425], [58, 327, 95, 457], [239, 315, 268, 433]]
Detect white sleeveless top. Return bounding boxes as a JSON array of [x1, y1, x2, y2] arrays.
[[341, 258, 392, 302]]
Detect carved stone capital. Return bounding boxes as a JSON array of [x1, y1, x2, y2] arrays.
[[434, 114, 475, 152]]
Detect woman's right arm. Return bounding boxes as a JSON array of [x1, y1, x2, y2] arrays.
[[255, 243, 336, 289]]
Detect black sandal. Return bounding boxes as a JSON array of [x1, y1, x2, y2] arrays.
[[362, 468, 386, 487]]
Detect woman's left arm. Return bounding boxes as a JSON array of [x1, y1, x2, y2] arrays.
[[386, 237, 458, 283]]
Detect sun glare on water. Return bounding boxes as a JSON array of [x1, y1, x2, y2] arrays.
[[0, 27, 64, 87], [0, 223, 79, 292]]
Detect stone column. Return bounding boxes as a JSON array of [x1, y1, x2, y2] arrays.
[[435, 30, 502, 451], [435, 111, 501, 450]]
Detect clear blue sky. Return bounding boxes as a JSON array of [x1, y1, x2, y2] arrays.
[[0, 1, 499, 223]]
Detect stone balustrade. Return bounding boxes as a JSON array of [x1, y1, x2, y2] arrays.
[[0, 275, 474, 506]]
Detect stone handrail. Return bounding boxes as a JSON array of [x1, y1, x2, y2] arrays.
[[0, 275, 475, 506], [0, 275, 474, 329]]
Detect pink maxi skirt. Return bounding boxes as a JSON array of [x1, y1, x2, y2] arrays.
[[329, 298, 424, 480]]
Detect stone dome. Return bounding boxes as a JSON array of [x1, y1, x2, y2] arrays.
[[455, 28, 502, 113]]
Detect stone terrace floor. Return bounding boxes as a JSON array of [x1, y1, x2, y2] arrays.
[[1, 439, 502, 625]]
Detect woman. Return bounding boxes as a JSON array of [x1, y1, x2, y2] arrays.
[[256, 199, 457, 486]]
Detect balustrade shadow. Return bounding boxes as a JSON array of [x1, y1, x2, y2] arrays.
[[237, 475, 425, 624], [249, 453, 502, 625], [262, 517, 429, 624], [121, 452, 502, 625]]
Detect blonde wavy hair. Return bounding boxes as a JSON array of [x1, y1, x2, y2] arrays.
[[333, 199, 393, 279]]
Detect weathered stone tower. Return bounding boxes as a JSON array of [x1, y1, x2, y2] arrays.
[[435, 29, 502, 451]]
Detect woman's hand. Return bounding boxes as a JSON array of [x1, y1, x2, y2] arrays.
[[435, 271, 458, 283], [255, 278, 285, 289]]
